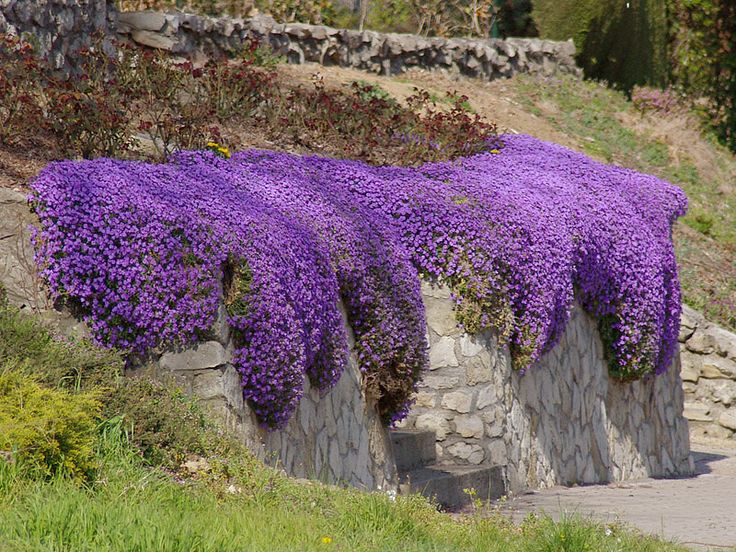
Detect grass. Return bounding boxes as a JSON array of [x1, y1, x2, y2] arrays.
[[0, 302, 689, 551], [0, 429, 688, 552], [511, 74, 736, 330]]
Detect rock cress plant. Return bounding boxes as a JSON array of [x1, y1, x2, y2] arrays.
[[31, 134, 687, 428]]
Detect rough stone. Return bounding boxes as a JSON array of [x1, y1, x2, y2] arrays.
[[466, 354, 493, 385], [131, 29, 176, 50], [683, 401, 712, 422], [429, 336, 459, 368], [441, 390, 473, 413], [701, 355, 736, 379], [687, 331, 718, 354], [447, 442, 485, 464], [476, 385, 495, 410], [453, 415, 484, 438], [414, 391, 436, 408], [119, 11, 165, 32], [680, 359, 700, 383], [415, 412, 451, 440], [160, 341, 227, 371], [192, 370, 225, 400], [718, 410, 736, 431]]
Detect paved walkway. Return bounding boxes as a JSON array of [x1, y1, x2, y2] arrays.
[[504, 439, 736, 550]]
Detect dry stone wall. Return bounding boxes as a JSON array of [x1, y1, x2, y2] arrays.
[[0, 0, 116, 73], [679, 305, 736, 440], [134, 303, 398, 491], [0, 159, 702, 498], [116, 11, 581, 79], [397, 283, 693, 493]]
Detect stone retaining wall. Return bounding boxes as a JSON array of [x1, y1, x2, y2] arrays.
[[134, 302, 398, 491], [0, 0, 116, 73], [0, 0, 584, 81], [679, 305, 736, 440], [116, 11, 581, 79], [397, 283, 693, 493]]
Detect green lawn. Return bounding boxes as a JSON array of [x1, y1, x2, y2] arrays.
[[0, 302, 688, 551]]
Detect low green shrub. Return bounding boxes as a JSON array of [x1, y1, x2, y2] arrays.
[[104, 377, 215, 468], [0, 362, 101, 479], [0, 304, 218, 469]]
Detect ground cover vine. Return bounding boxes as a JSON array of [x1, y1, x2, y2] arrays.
[[31, 134, 687, 428]]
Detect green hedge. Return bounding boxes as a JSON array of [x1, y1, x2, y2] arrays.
[[532, 0, 669, 91]]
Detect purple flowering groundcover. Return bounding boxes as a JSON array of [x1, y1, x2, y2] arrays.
[[30, 134, 687, 429]]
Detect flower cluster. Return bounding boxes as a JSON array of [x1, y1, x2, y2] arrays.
[[31, 134, 686, 428], [31, 150, 426, 428], [631, 86, 682, 115]]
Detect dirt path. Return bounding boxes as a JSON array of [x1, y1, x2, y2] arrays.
[[504, 439, 736, 550]]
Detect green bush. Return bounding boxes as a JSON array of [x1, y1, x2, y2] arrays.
[[0, 305, 216, 469], [532, 0, 669, 92], [667, 0, 736, 151], [0, 307, 123, 390], [0, 363, 101, 479], [105, 377, 215, 467]]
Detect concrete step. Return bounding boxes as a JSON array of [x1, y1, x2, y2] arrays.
[[390, 429, 437, 472], [398, 464, 506, 510]]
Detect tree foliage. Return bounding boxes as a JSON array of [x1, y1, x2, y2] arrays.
[[667, 0, 736, 149]]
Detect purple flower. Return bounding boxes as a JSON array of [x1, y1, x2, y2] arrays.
[[30, 134, 686, 428]]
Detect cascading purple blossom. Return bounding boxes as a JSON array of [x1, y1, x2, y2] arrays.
[[31, 134, 687, 428]]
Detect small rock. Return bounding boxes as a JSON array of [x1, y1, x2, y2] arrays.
[[131, 29, 176, 51], [718, 410, 736, 431], [182, 456, 210, 474], [686, 331, 717, 354], [701, 355, 736, 379], [683, 401, 712, 422], [453, 415, 484, 438], [441, 390, 473, 413], [415, 412, 451, 440], [160, 341, 227, 371], [413, 391, 436, 408], [476, 385, 495, 410], [447, 442, 484, 464], [118, 11, 167, 32], [429, 336, 459, 368]]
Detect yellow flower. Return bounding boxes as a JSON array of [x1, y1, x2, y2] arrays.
[[206, 141, 218, 148], [321, 536, 332, 544], [217, 146, 231, 159], [490, 149, 500, 154]]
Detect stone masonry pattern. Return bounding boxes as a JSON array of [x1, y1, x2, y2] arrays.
[[397, 283, 693, 494], [138, 302, 399, 492], [117, 11, 581, 80], [0, 0, 117, 73], [679, 305, 736, 439], [0, 0, 582, 81]]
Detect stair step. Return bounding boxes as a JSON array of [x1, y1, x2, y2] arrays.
[[399, 464, 506, 510], [390, 429, 437, 471]]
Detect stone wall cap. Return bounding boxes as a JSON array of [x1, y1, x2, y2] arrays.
[[118, 11, 166, 33]]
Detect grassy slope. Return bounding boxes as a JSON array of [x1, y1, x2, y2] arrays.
[[0, 303, 687, 551], [507, 75, 736, 329]]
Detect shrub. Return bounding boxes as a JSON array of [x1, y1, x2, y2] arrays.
[[667, 0, 736, 151], [532, 0, 670, 92], [0, 363, 101, 479], [45, 44, 139, 159], [103, 377, 214, 467], [0, 306, 123, 390], [631, 85, 682, 115], [0, 35, 47, 146], [0, 304, 223, 469]]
